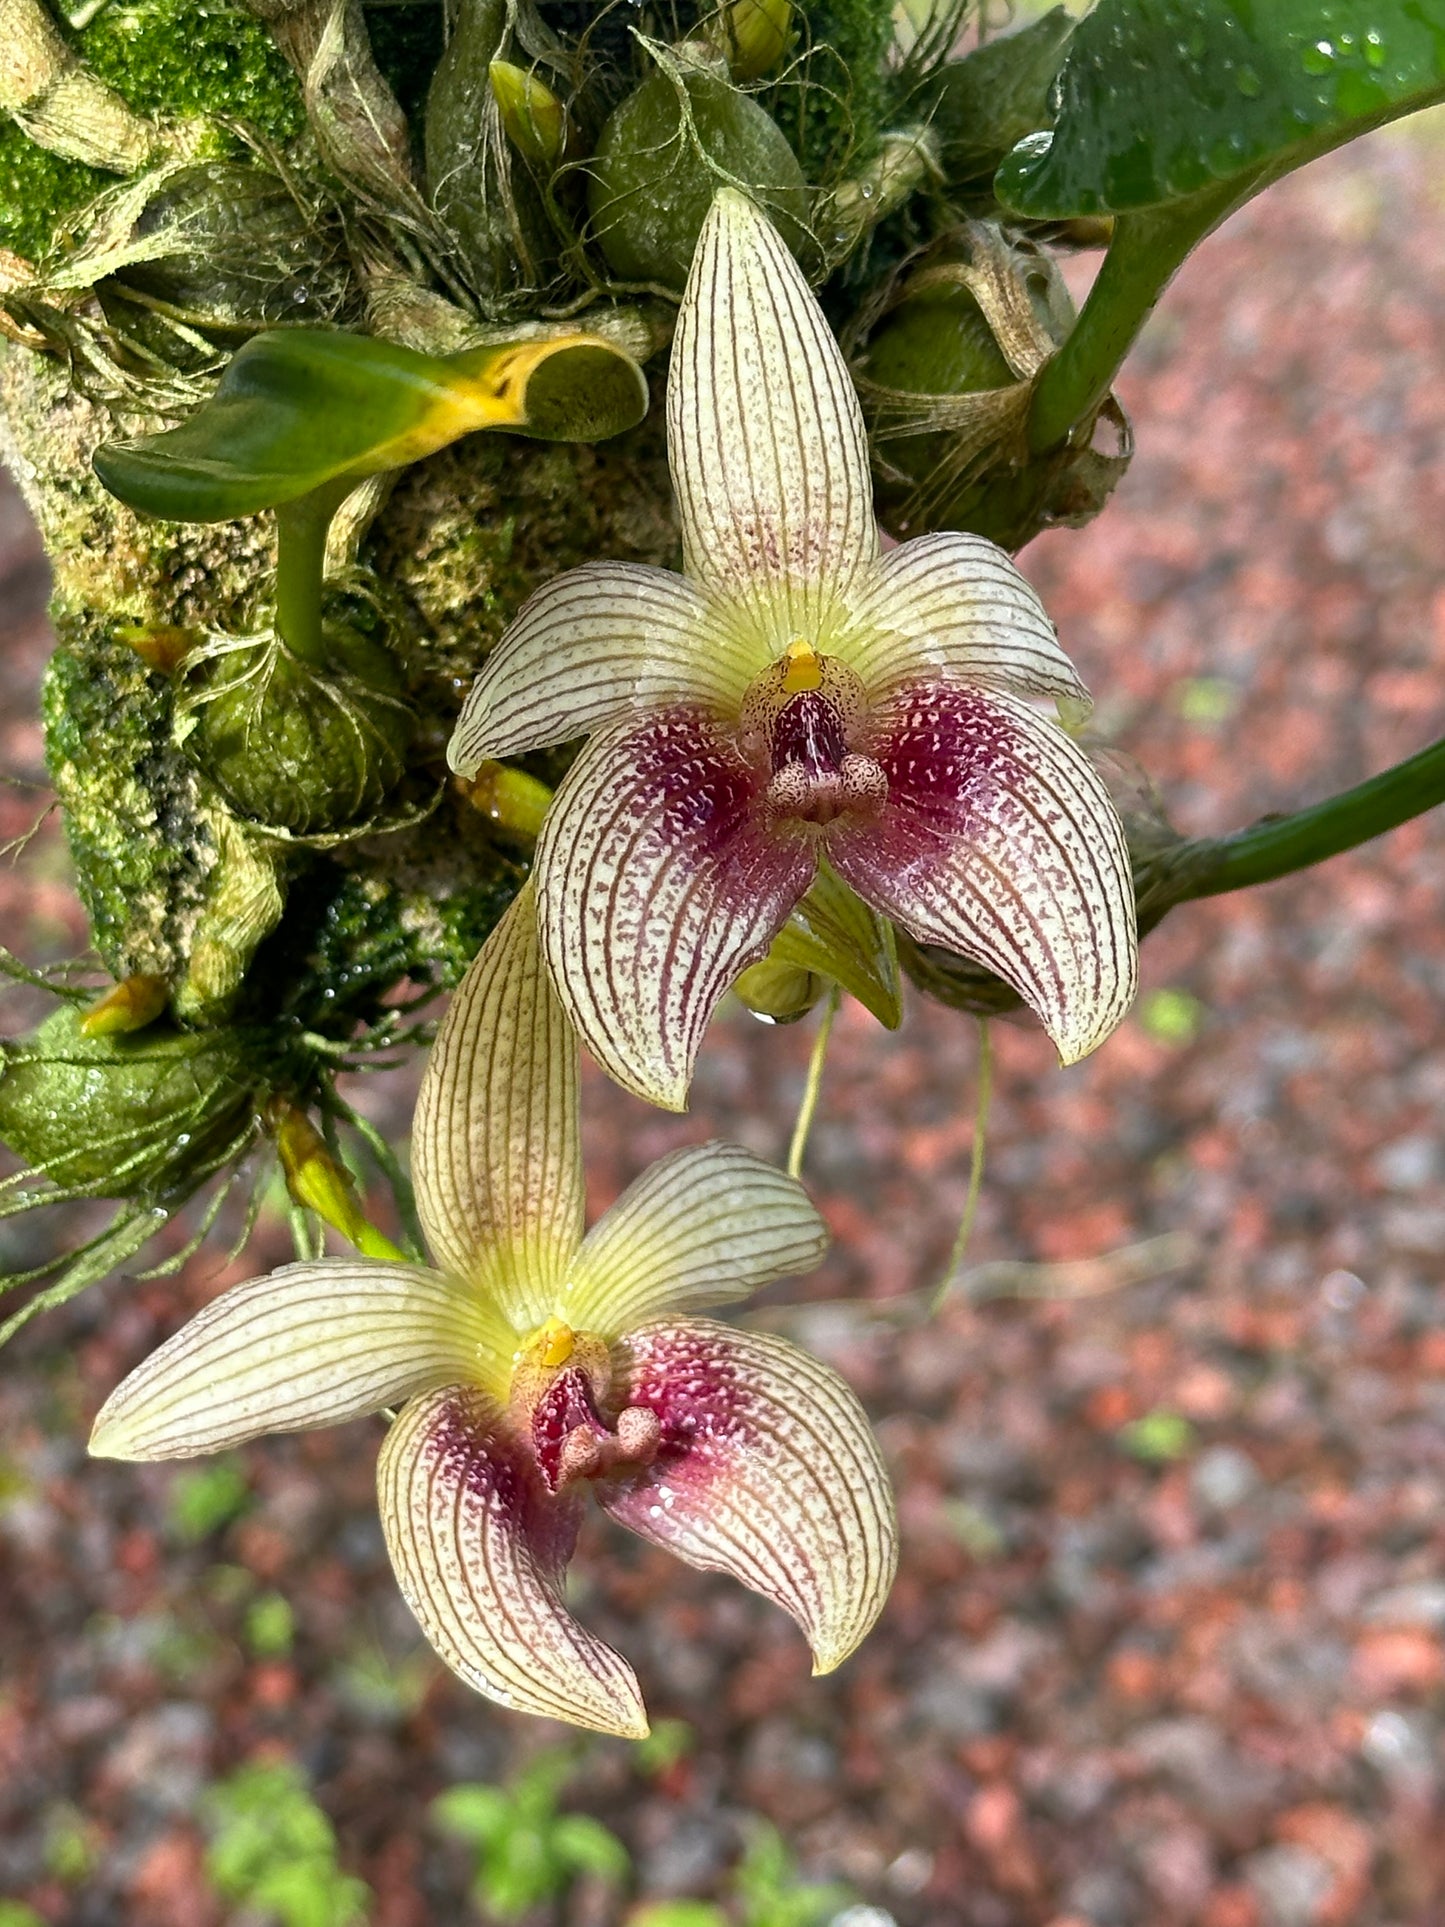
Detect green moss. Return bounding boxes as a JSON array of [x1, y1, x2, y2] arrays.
[[42, 622, 217, 983], [770, 0, 896, 182], [249, 833, 521, 1042], [0, 0, 302, 263], [79, 0, 302, 140], [0, 131, 104, 259]]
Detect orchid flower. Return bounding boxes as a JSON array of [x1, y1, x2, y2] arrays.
[[89, 887, 897, 1737], [449, 189, 1138, 1110]]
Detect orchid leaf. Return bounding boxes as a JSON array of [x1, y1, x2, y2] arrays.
[[998, 0, 1445, 219], [766, 866, 902, 1029], [93, 329, 650, 524]]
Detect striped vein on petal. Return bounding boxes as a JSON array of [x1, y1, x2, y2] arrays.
[[411, 884, 585, 1326], [560, 1142, 829, 1336], [89, 1261, 510, 1460], [827, 681, 1138, 1064], [599, 1319, 898, 1675], [670, 189, 879, 638], [835, 531, 1091, 716], [534, 707, 816, 1111], [378, 1385, 648, 1737], [447, 562, 761, 775]]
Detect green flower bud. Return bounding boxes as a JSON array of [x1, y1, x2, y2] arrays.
[[425, 0, 553, 302], [588, 58, 812, 289], [708, 0, 794, 82], [173, 625, 414, 837], [735, 956, 823, 1025], [0, 1005, 256, 1198], [488, 59, 569, 169]]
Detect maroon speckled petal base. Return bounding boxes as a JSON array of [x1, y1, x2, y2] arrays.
[[535, 706, 816, 1109], [377, 1385, 648, 1736], [598, 1319, 898, 1675], [826, 680, 1137, 1063]]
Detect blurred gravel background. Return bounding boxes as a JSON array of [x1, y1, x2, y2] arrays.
[[3, 120, 1445, 1927]]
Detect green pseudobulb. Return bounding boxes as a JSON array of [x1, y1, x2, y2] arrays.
[[0, 1005, 258, 1197], [174, 626, 415, 837], [589, 65, 811, 288]]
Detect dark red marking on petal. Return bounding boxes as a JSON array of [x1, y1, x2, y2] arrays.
[[536, 706, 816, 1105], [529, 1367, 663, 1495], [420, 1386, 583, 1578], [827, 678, 1134, 1052], [771, 690, 849, 777]]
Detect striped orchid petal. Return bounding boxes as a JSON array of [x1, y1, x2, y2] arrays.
[[534, 707, 815, 1110], [670, 189, 879, 635], [560, 1142, 828, 1335], [89, 1262, 508, 1460], [838, 531, 1091, 717], [379, 1385, 649, 1736], [600, 1320, 897, 1675], [412, 885, 585, 1326], [448, 562, 760, 775], [828, 681, 1137, 1064]]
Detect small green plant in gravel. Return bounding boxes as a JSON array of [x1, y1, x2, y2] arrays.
[[202, 1760, 371, 1927], [165, 1457, 250, 1541], [629, 1820, 856, 1927], [431, 1747, 629, 1921]]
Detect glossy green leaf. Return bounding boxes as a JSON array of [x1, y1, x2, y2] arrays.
[[998, 0, 1445, 217], [93, 328, 649, 524]]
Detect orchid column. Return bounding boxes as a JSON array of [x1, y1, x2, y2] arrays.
[[450, 190, 1139, 1110]]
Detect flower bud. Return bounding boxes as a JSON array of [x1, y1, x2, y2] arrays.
[[270, 1100, 403, 1261], [454, 760, 552, 841], [173, 625, 414, 837], [708, 0, 793, 81], [488, 59, 568, 168], [81, 974, 169, 1038], [588, 58, 811, 289], [734, 956, 823, 1024], [0, 1005, 255, 1197]]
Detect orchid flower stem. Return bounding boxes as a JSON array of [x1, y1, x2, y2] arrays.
[[931, 1018, 992, 1315], [272, 482, 350, 666], [1028, 181, 1247, 455], [1185, 732, 1445, 897], [787, 982, 841, 1181]]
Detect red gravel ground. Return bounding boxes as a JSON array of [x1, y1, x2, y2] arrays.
[[3, 119, 1445, 1927]]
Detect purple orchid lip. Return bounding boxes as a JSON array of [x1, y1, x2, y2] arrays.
[[91, 887, 898, 1737], [446, 189, 1139, 1112]]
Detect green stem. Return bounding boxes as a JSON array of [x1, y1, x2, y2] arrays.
[[272, 483, 348, 664], [1028, 180, 1245, 455], [1186, 733, 1445, 898], [787, 983, 841, 1181]]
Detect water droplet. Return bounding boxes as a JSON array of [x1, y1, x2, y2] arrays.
[[1363, 29, 1386, 69], [1234, 63, 1262, 98], [1301, 39, 1337, 76]]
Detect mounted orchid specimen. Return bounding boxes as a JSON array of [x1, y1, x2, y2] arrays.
[[450, 190, 1139, 1110], [89, 887, 898, 1736]]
